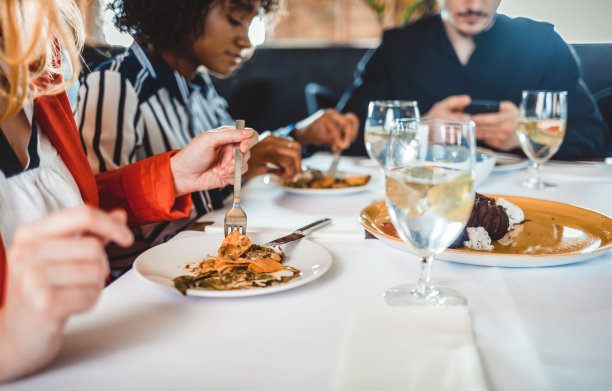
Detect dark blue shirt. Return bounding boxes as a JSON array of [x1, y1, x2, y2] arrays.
[[338, 14, 609, 159]]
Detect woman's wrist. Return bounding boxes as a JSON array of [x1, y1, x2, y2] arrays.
[[169, 153, 190, 197]]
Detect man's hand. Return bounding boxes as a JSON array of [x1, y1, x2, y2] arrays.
[[424, 95, 472, 121], [472, 101, 520, 150], [293, 109, 359, 151], [243, 135, 302, 181], [170, 127, 258, 196], [425, 96, 520, 151], [0, 206, 134, 382]]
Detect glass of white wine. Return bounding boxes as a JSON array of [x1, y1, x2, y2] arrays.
[[384, 118, 475, 306], [364, 100, 419, 168], [517, 90, 568, 189]]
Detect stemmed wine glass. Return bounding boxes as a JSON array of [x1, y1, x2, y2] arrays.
[[384, 118, 476, 306], [364, 100, 419, 168], [517, 90, 568, 189]]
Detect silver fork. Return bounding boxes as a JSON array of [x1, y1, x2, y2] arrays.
[[224, 120, 247, 236]]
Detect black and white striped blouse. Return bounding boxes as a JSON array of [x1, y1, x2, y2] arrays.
[[75, 42, 236, 263], [76, 42, 239, 215]]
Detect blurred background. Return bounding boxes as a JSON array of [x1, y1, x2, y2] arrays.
[[78, 0, 611, 150], [95, 0, 611, 47]]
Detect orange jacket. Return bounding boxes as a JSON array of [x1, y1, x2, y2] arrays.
[[0, 91, 192, 307]]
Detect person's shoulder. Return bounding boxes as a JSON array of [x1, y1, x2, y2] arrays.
[[497, 14, 558, 40], [94, 47, 147, 86], [495, 15, 572, 63], [85, 44, 162, 93]]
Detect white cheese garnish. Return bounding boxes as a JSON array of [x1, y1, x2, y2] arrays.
[[496, 198, 524, 229], [464, 226, 494, 251]]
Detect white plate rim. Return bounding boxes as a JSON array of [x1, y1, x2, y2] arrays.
[[133, 233, 333, 297]]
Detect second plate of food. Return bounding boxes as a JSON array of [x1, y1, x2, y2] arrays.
[[360, 196, 612, 267], [264, 169, 379, 195]]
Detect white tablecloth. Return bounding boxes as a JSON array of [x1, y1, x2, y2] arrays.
[[3, 155, 612, 391]]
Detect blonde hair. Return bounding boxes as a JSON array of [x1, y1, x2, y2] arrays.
[[0, 0, 84, 123]]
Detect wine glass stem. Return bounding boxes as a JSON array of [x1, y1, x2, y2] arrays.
[[533, 162, 542, 183], [416, 256, 433, 296]]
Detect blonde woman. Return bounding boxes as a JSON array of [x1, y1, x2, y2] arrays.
[[0, 0, 257, 381]]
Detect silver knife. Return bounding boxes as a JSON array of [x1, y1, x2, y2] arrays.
[[327, 152, 341, 177], [262, 218, 331, 246]]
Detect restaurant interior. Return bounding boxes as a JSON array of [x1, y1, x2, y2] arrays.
[[2, 0, 612, 390]]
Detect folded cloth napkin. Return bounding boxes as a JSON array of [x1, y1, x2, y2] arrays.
[[333, 306, 488, 391], [192, 215, 365, 241]]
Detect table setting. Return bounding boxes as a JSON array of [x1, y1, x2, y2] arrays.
[[4, 104, 612, 390]]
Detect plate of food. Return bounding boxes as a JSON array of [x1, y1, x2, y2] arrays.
[[493, 152, 529, 172], [264, 168, 378, 195], [360, 195, 612, 267], [133, 231, 332, 297]]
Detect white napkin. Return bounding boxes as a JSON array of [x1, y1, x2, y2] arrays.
[[333, 306, 489, 391], [192, 216, 365, 241]]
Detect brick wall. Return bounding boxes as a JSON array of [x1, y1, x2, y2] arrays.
[[270, 0, 383, 43]]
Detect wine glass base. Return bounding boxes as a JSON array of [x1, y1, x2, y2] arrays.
[[383, 283, 467, 307], [522, 178, 557, 190]]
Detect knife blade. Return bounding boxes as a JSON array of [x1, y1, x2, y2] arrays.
[[327, 152, 341, 177], [261, 218, 331, 246]]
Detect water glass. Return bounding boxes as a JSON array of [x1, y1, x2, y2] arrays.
[[364, 100, 419, 168], [384, 118, 475, 306]]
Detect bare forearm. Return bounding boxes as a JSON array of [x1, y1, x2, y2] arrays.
[[0, 313, 64, 383]]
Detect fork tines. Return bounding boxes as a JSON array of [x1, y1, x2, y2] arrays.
[[224, 212, 247, 236]]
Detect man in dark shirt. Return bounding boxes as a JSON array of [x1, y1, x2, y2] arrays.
[[338, 0, 609, 159]]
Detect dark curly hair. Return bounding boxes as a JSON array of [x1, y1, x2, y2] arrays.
[[109, 0, 280, 52]]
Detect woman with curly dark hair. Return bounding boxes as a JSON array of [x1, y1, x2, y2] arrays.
[[110, 0, 278, 58], [76, 0, 359, 270]]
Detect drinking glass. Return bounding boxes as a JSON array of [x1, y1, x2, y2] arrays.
[[384, 118, 475, 306], [517, 90, 568, 189], [364, 100, 419, 168]]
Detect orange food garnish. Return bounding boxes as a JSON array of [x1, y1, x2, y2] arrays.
[[537, 119, 564, 133], [247, 258, 284, 273]]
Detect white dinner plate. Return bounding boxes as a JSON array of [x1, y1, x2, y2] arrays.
[[493, 153, 529, 171], [264, 171, 380, 196], [133, 232, 332, 297]]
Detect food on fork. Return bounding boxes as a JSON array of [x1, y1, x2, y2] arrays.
[[284, 168, 370, 189], [173, 230, 300, 294]]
